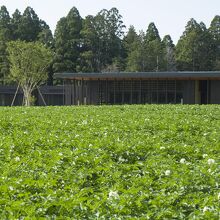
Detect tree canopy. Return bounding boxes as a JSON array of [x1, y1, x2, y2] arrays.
[[0, 5, 220, 86], [7, 41, 52, 106]]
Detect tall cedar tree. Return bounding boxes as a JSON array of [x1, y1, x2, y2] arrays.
[[0, 6, 12, 84], [209, 15, 220, 70], [144, 23, 166, 71], [162, 35, 176, 71], [93, 8, 125, 72], [175, 19, 214, 71], [53, 7, 82, 73], [80, 15, 99, 72], [18, 7, 41, 42], [124, 27, 146, 71]]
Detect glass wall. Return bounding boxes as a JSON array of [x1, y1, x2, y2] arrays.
[[96, 80, 184, 105]]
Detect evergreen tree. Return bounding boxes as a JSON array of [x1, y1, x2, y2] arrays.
[[162, 35, 176, 71], [94, 8, 125, 71], [79, 15, 98, 72], [38, 20, 54, 48], [126, 31, 146, 71], [123, 26, 138, 58], [144, 23, 166, 71], [145, 22, 161, 42], [18, 7, 41, 42], [11, 9, 22, 40], [176, 19, 214, 71], [53, 7, 82, 72], [124, 26, 141, 71], [0, 6, 12, 84], [209, 15, 220, 70]]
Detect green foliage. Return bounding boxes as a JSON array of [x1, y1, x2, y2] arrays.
[[17, 7, 42, 42], [144, 23, 166, 71], [0, 6, 53, 85], [1, 4, 220, 84], [0, 6, 12, 84], [162, 35, 176, 71], [80, 8, 126, 72], [53, 7, 82, 73], [176, 19, 214, 71], [0, 105, 220, 218], [7, 41, 52, 106], [209, 15, 220, 70], [125, 30, 146, 71]]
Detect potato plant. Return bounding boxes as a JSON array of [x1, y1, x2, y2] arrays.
[[0, 105, 219, 219]]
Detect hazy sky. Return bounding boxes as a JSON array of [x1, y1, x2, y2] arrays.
[[1, 0, 220, 44]]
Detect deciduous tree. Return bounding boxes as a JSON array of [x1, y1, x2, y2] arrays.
[[7, 41, 52, 106]]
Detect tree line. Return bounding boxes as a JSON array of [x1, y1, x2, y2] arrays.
[[1, 5, 220, 85]]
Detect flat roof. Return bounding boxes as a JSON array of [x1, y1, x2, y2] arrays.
[[54, 71, 220, 80]]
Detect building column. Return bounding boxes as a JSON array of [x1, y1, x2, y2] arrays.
[[195, 80, 201, 104]]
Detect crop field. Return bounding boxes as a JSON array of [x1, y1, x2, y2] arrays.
[[0, 105, 220, 219]]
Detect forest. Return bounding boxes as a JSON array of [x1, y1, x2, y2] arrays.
[[0, 5, 220, 85]]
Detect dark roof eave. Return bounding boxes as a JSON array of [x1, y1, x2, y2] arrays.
[[54, 71, 220, 80]]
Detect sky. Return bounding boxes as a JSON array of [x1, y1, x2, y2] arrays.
[[1, 0, 220, 44]]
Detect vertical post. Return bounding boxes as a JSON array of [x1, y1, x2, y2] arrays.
[[195, 80, 201, 104], [63, 79, 65, 105], [71, 80, 74, 105], [77, 80, 80, 106], [207, 80, 209, 104], [98, 79, 101, 105], [105, 79, 108, 105], [114, 79, 116, 105], [165, 80, 168, 104], [156, 80, 159, 104], [81, 79, 84, 105], [85, 80, 87, 105], [122, 80, 125, 104], [174, 80, 177, 104], [139, 79, 142, 104]]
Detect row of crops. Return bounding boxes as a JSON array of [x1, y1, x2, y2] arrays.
[[0, 105, 220, 219]]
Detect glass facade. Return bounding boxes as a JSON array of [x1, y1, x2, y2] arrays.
[[92, 80, 184, 105]]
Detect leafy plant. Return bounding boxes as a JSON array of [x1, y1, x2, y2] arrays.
[[0, 105, 219, 219]]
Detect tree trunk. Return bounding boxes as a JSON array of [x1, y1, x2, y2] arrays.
[[23, 89, 32, 106]]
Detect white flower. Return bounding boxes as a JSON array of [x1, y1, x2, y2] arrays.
[[9, 186, 14, 191], [82, 120, 87, 125], [203, 154, 208, 158], [58, 152, 63, 156], [118, 156, 126, 163], [165, 170, 171, 176], [15, 156, 20, 162], [180, 158, 186, 164], [207, 159, 215, 165], [108, 190, 119, 199], [203, 206, 210, 212]]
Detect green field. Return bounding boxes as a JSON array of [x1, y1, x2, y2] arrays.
[[0, 105, 220, 219]]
